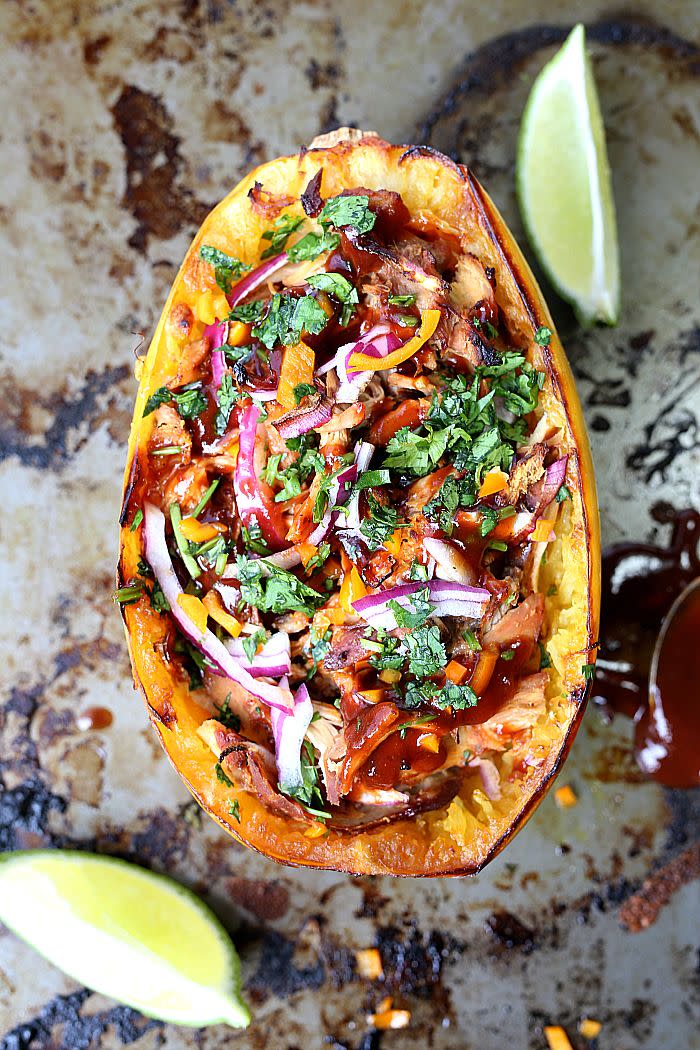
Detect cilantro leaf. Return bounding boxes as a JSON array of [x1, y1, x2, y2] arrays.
[[242, 628, 267, 663], [319, 194, 376, 234], [261, 213, 304, 258], [388, 293, 416, 307], [535, 326, 552, 347], [403, 624, 447, 678], [360, 493, 399, 550], [294, 382, 317, 404], [382, 426, 450, 477], [229, 300, 265, 324], [143, 385, 207, 420], [286, 228, 340, 263], [199, 245, 250, 294], [214, 373, 241, 435], [253, 292, 329, 349], [307, 272, 358, 326], [234, 557, 326, 615]]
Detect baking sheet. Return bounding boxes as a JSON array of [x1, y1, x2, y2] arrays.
[[1, 3, 698, 1048]]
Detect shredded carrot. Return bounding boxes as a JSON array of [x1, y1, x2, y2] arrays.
[[554, 784, 578, 809], [578, 1019, 602, 1039], [446, 659, 468, 685], [202, 590, 242, 637], [470, 646, 499, 696], [348, 308, 441, 372], [531, 519, 556, 543], [177, 593, 208, 634], [478, 469, 509, 498], [228, 320, 251, 346], [278, 340, 315, 410], [418, 733, 440, 753], [544, 1026, 574, 1050], [355, 948, 383, 980], [179, 517, 227, 543], [297, 541, 319, 568]]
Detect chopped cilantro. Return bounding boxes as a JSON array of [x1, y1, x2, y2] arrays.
[[241, 521, 270, 556], [307, 272, 358, 326], [242, 628, 267, 663], [463, 629, 481, 652], [217, 693, 241, 731], [129, 508, 143, 532], [538, 643, 552, 670], [403, 680, 477, 711], [319, 194, 376, 234], [253, 292, 329, 349], [293, 382, 317, 404], [304, 541, 331, 574], [286, 228, 340, 263], [535, 326, 552, 347], [199, 245, 250, 294], [582, 662, 596, 680], [234, 556, 325, 615], [214, 373, 241, 436], [389, 588, 434, 630], [215, 762, 234, 787], [228, 799, 241, 823], [388, 293, 416, 307], [360, 493, 399, 551], [229, 300, 265, 324], [403, 624, 447, 678], [279, 740, 329, 817], [397, 313, 419, 327], [556, 484, 572, 503], [307, 626, 332, 677], [143, 384, 207, 421], [113, 583, 144, 605], [261, 213, 304, 258], [383, 426, 450, 477]]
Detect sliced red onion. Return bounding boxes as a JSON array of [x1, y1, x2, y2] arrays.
[[204, 320, 227, 350], [270, 681, 314, 790], [353, 579, 490, 631], [262, 548, 302, 571], [228, 252, 289, 307], [317, 326, 402, 404], [307, 462, 358, 546], [211, 349, 226, 392], [275, 396, 334, 439], [224, 631, 291, 678], [540, 455, 568, 507], [345, 441, 374, 530], [469, 757, 502, 801], [423, 538, 478, 586], [233, 402, 288, 551], [142, 502, 292, 710]]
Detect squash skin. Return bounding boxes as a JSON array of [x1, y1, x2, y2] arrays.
[[117, 132, 600, 877]]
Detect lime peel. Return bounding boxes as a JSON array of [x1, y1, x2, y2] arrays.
[[516, 23, 620, 326], [0, 850, 250, 1029]]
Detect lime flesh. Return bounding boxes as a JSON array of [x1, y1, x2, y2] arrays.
[[0, 851, 250, 1028], [516, 24, 620, 325]]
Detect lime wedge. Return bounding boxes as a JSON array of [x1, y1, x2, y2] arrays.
[[0, 851, 250, 1029], [516, 23, 620, 325]]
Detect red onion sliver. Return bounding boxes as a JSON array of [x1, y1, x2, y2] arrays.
[[353, 579, 490, 631], [271, 681, 314, 790], [142, 502, 293, 710], [223, 632, 291, 678], [228, 252, 288, 307]]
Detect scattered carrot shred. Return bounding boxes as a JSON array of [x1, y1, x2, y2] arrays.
[[531, 519, 556, 543], [418, 733, 440, 753], [179, 516, 227, 542], [554, 784, 578, 809], [478, 469, 509, 498], [297, 541, 319, 568], [360, 689, 387, 704], [544, 1025, 574, 1050], [177, 593, 208, 634], [202, 590, 242, 637], [446, 659, 468, 685], [578, 1019, 602, 1039], [355, 948, 383, 980]]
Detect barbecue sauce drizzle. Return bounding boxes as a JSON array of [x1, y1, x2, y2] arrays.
[[594, 508, 700, 787]]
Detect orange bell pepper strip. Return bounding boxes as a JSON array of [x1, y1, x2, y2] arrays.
[[179, 517, 227, 543], [176, 593, 208, 634], [339, 566, 367, 615], [531, 519, 556, 543], [277, 340, 315, 410], [202, 590, 242, 637], [478, 469, 509, 499], [347, 309, 441, 372]]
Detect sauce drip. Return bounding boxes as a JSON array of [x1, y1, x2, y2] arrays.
[[594, 508, 700, 786], [76, 706, 113, 731]]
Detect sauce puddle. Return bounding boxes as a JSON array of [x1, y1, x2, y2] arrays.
[[593, 508, 700, 787]]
